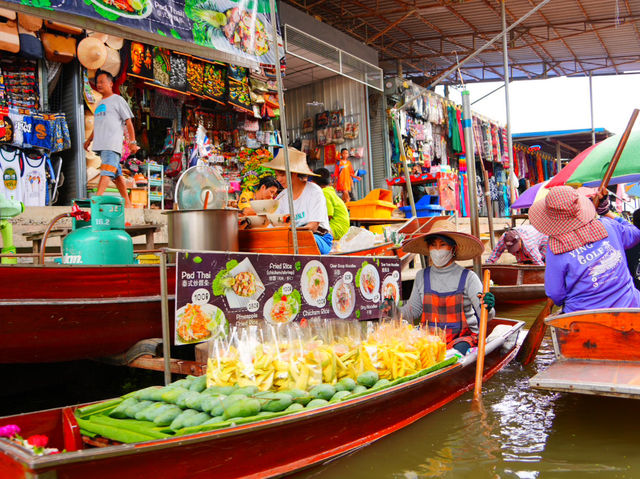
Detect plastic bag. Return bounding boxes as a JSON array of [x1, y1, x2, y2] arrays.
[[337, 227, 375, 253]]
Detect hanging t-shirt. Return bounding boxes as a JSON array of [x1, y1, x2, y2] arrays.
[[275, 181, 331, 233], [22, 152, 47, 206], [0, 147, 23, 202], [92, 94, 134, 155]]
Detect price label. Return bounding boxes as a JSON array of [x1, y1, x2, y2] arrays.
[[373, 293, 380, 303], [282, 283, 293, 295], [392, 270, 400, 281], [343, 272, 353, 284], [191, 288, 210, 305], [247, 300, 259, 312], [316, 297, 326, 308]]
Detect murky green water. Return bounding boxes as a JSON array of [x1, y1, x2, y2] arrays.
[[291, 301, 640, 479]]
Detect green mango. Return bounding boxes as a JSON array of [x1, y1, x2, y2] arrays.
[[372, 379, 391, 389], [134, 387, 163, 401], [154, 406, 183, 426], [125, 400, 153, 419], [357, 371, 379, 388], [309, 384, 336, 401], [337, 377, 357, 391], [181, 412, 211, 428], [200, 395, 226, 414], [202, 415, 225, 425], [329, 390, 352, 403], [306, 399, 329, 409], [185, 393, 206, 411], [109, 397, 138, 419], [161, 387, 190, 404], [169, 409, 200, 431], [176, 391, 200, 409], [203, 385, 237, 396], [235, 386, 259, 396], [189, 375, 208, 393], [135, 402, 167, 421], [351, 385, 368, 395], [222, 398, 261, 420], [171, 378, 192, 389], [259, 393, 293, 412], [285, 403, 304, 412]]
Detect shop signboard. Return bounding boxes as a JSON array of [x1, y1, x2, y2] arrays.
[[3, 0, 283, 67], [174, 250, 402, 345]]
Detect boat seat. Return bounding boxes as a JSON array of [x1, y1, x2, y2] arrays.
[[486, 324, 512, 343]]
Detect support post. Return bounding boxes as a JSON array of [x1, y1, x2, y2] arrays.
[[555, 142, 562, 173], [269, 0, 298, 254], [589, 73, 595, 145], [502, 0, 516, 203], [461, 91, 481, 277], [160, 250, 171, 386]]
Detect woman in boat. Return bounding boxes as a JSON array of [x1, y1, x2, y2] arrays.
[[486, 225, 548, 265], [399, 228, 495, 355], [237, 176, 280, 216], [529, 186, 640, 313], [263, 148, 333, 254]]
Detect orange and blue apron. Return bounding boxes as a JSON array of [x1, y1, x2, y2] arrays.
[[421, 267, 478, 349]]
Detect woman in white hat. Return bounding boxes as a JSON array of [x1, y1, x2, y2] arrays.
[[399, 228, 495, 354], [529, 185, 640, 313], [263, 147, 333, 254]]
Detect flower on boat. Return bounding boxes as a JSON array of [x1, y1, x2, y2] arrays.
[[0, 425, 20, 438], [27, 435, 49, 448]]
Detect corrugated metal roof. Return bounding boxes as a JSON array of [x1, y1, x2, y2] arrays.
[[281, 0, 640, 85]]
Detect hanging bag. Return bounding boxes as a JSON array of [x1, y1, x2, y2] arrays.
[[0, 19, 20, 53], [18, 25, 43, 60], [41, 32, 76, 63], [18, 13, 42, 32]]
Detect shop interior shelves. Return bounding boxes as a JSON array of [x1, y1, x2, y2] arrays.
[[147, 163, 165, 209]]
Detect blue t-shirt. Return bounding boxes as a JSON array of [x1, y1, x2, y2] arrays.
[[545, 216, 640, 313]]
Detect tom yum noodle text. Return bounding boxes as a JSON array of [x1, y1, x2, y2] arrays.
[[231, 272, 256, 297]]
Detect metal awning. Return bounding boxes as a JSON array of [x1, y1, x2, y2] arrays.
[[514, 127, 613, 157], [281, 0, 640, 85]]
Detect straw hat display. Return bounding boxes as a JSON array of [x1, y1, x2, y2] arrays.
[[77, 37, 107, 70], [106, 35, 124, 50], [101, 46, 122, 76], [262, 147, 318, 176], [402, 224, 484, 261], [86, 30, 108, 43]]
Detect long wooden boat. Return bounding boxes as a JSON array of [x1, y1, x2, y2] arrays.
[[530, 308, 640, 399], [483, 264, 546, 304], [0, 230, 397, 364], [0, 318, 523, 479]]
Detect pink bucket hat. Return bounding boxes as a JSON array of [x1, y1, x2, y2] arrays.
[[529, 186, 607, 254]]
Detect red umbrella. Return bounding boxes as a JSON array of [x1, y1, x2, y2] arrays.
[[545, 142, 598, 188]]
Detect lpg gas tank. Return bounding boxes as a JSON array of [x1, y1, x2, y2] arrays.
[[62, 196, 133, 265]]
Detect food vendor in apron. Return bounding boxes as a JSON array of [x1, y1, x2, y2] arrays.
[[399, 229, 495, 355]]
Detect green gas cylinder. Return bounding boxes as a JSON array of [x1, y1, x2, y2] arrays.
[[62, 196, 134, 265]]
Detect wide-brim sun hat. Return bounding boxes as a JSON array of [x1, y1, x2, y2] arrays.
[[262, 147, 318, 176], [529, 185, 597, 236], [101, 46, 122, 76], [402, 227, 484, 261], [106, 35, 124, 50], [77, 37, 108, 70]]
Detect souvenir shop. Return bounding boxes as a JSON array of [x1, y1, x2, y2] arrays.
[[0, 10, 70, 207], [385, 81, 517, 218], [82, 38, 283, 209]]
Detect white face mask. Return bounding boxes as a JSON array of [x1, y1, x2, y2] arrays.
[[430, 248, 453, 268]]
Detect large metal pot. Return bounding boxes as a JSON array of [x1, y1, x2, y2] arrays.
[[164, 209, 239, 252]]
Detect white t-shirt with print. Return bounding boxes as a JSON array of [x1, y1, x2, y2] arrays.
[[276, 181, 331, 233]]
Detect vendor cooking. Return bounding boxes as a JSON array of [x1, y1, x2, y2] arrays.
[[399, 228, 495, 355], [263, 148, 333, 255]]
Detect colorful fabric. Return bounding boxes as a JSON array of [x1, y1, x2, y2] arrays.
[[487, 225, 548, 265], [545, 216, 640, 313]]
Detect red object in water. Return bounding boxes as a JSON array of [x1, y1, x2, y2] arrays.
[[0, 319, 523, 479], [0, 264, 176, 363]]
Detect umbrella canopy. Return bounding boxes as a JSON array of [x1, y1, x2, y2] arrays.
[[626, 183, 640, 197], [546, 131, 640, 188], [511, 179, 551, 210]]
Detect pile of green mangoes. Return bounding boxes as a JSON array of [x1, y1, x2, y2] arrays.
[[76, 357, 457, 444]]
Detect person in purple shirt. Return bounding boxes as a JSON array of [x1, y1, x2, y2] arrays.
[[529, 186, 640, 313]]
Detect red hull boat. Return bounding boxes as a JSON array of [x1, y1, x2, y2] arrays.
[[0, 318, 523, 479], [483, 264, 546, 304], [0, 264, 176, 364]]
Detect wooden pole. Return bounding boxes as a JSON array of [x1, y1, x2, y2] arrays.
[[473, 269, 491, 400]]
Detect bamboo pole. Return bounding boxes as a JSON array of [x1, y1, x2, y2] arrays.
[[473, 270, 491, 400]]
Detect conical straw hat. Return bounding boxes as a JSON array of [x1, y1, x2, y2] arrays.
[[106, 35, 124, 50], [101, 47, 121, 76], [77, 37, 107, 70], [402, 225, 485, 261], [262, 147, 318, 176]]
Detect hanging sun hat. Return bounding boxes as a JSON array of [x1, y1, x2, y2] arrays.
[[106, 35, 124, 50], [529, 185, 608, 255], [262, 147, 318, 176], [402, 225, 484, 261], [86, 30, 108, 43], [101, 46, 122, 76], [77, 37, 107, 70]]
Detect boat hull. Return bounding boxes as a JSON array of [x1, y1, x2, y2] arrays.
[[483, 264, 546, 304], [0, 319, 522, 479], [530, 308, 640, 398], [0, 265, 176, 364]]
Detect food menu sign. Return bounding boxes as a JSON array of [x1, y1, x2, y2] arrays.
[[174, 251, 402, 345], [6, 0, 283, 67]]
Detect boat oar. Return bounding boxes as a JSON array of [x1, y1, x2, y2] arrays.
[[515, 297, 554, 366], [473, 270, 491, 400]]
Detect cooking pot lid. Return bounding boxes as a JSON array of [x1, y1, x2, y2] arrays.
[[175, 165, 229, 210]]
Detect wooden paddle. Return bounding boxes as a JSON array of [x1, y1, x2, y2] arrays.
[[473, 270, 491, 400], [516, 108, 640, 366]]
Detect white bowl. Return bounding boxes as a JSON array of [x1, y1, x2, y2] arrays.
[[244, 215, 268, 227], [267, 213, 289, 226], [250, 199, 279, 214]]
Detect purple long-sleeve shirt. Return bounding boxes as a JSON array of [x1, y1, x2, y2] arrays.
[[545, 216, 640, 313]]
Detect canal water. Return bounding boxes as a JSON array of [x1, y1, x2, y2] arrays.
[[293, 301, 640, 479], [2, 302, 639, 478]]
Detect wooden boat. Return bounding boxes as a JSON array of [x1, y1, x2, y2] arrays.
[[483, 264, 546, 304], [0, 228, 397, 364], [0, 318, 523, 479], [530, 308, 640, 399]]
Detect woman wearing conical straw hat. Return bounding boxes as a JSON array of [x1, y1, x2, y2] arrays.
[[398, 228, 495, 355], [263, 148, 333, 254]]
